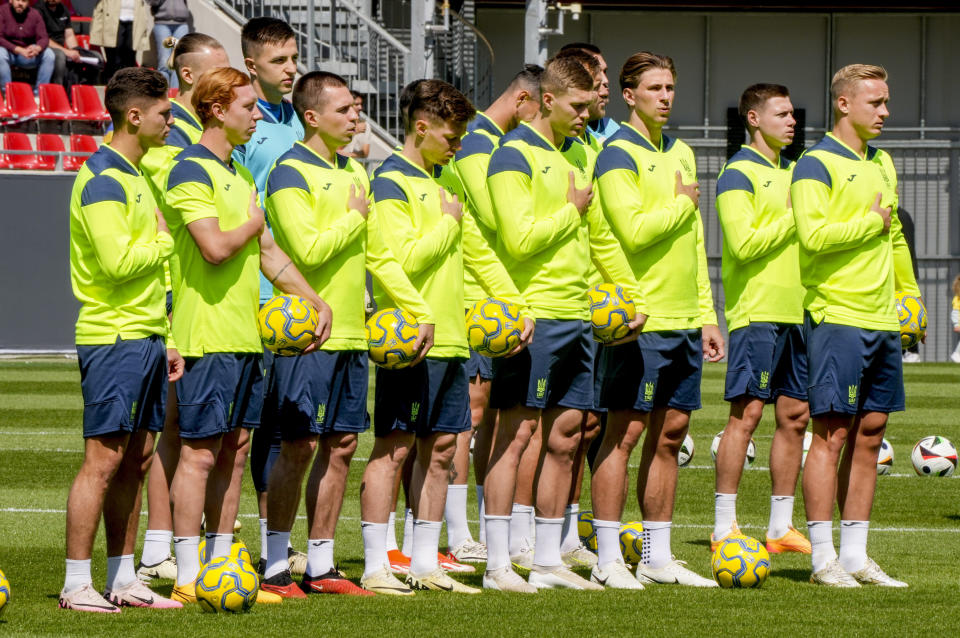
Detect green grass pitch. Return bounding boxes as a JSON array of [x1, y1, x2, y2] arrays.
[[1, 359, 959, 636]]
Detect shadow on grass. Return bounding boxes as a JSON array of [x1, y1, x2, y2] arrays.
[[945, 514, 960, 522], [767, 568, 810, 583], [686, 539, 712, 549]]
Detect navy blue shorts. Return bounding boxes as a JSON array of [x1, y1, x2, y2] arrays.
[[590, 339, 607, 414], [805, 315, 904, 416], [176, 353, 264, 439], [465, 348, 494, 380], [76, 335, 167, 438], [262, 350, 370, 440], [489, 319, 594, 411], [725, 323, 808, 403], [374, 358, 470, 438], [596, 329, 702, 412]]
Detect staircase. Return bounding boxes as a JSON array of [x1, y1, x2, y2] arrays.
[[210, 0, 493, 145]]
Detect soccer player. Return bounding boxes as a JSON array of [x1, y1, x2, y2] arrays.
[[360, 78, 533, 595], [445, 63, 542, 560], [792, 64, 918, 587], [485, 54, 641, 591], [711, 84, 811, 556], [163, 67, 331, 604], [593, 51, 721, 588], [257, 71, 436, 598], [62, 67, 182, 612], [234, 17, 307, 573], [558, 42, 619, 146], [136, 32, 229, 583]]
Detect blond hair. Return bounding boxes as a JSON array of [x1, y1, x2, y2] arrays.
[[830, 64, 887, 104]]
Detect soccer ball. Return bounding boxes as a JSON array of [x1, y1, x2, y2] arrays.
[[911, 436, 958, 477], [619, 521, 644, 564], [577, 510, 597, 552], [801, 431, 812, 468], [366, 308, 420, 369], [587, 283, 636, 344], [710, 431, 756, 469], [466, 297, 524, 357], [258, 295, 319, 356], [678, 434, 695, 467], [0, 568, 10, 616], [877, 438, 894, 475], [231, 540, 253, 566], [712, 536, 770, 588], [195, 557, 258, 613], [895, 291, 927, 349]]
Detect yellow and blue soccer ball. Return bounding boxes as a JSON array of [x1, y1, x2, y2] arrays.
[[895, 291, 927, 349], [258, 295, 319, 356], [588, 283, 636, 343], [711, 536, 770, 588], [577, 510, 598, 552], [0, 568, 10, 616], [466, 297, 525, 357], [366, 308, 420, 369], [231, 540, 253, 565], [195, 556, 258, 613], [619, 521, 644, 564]]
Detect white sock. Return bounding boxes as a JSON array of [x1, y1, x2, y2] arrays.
[[409, 519, 442, 575], [205, 532, 232, 561], [484, 514, 511, 571], [768, 495, 795, 539], [713, 493, 737, 540], [532, 516, 563, 568], [259, 518, 268, 559], [560, 504, 581, 553], [640, 521, 672, 569], [361, 521, 388, 579], [594, 519, 623, 566], [264, 530, 290, 579], [173, 536, 200, 586], [838, 520, 869, 573], [105, 554, 136, 591], [402, 508, 414, 556], [808, 521, 837, 573], [476, 486, 486, 544], [509, 504, 534, 555], [141, 529, 173, 566], [64, 558, 92, 593], [444, 484, 471, 549], [386, 511, 399, 552], [306, 539, 334, 578]]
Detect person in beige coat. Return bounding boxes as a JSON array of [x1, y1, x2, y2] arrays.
[[90, 0, 153, 81]]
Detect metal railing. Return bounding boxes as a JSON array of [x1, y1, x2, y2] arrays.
[[685, 136, 960, 362], [433, 2, 495, 112], [211, 0, 410, 145]]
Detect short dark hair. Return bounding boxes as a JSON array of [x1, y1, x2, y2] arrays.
[[738, 83, 791, 125], [105, 67, 168, 128], [540, 54, 594, 96], [293, 71, 349, 124], [241, 17, 296, 57], [559, 42, 602, 55], [619, 51, 676, 92], [507, 64, 543, 98], [554, 48, 600, 79], [399, 79, 476, 133]]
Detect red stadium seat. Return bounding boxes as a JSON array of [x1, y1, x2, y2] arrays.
[[36, 134, 65, 170], [38, 84, 75, 121], [75, 33, 91, 49], [168, 87, 179, 98], [2, 133, 46, 170], [4, 82, 39, 121], [70, 85, 110, 123], [64, 134, 97, 171]]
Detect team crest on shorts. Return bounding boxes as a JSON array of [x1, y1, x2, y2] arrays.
[[316, 403, 326, 424], [847, 385, 858, 405], [536, 378, 547, 399], [410, 402, 421, 421], [759, 371, 770, 390], [644, 381, 655, 403]]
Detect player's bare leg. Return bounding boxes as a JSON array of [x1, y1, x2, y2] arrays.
[[360, 431, 414, 581], [560, 411, 602, 566], [509, 419, 540, 563], [765, 395, 810, 552], [713, 398, 763, 541], [170, 435, 223, 587], [139, 389, 180, 580], [471, 377, 495, 544]]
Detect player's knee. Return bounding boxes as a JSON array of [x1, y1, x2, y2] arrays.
[[282, 437, 316, 466], [741, 400, 764, 426], [582, 412, 602, 442]]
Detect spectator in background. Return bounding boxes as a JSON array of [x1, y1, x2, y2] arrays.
[[90, 0, 153, 82], [148, 0, 190, 89], [951, 275, 960, 363], [341, 90, 369, 159], [35, 0, 98, 88], [0, 0, 55, 96]]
